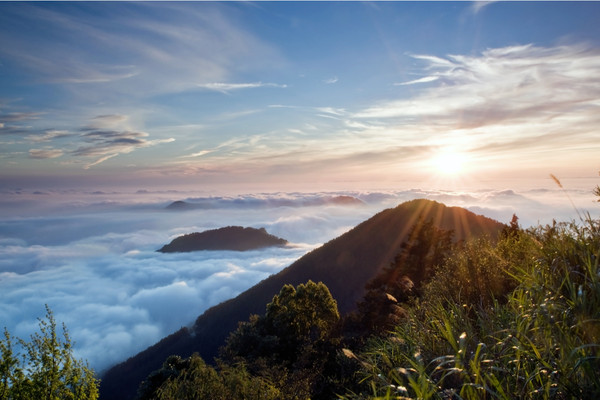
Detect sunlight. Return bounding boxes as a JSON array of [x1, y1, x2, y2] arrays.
[[430, 149, 468, 177]]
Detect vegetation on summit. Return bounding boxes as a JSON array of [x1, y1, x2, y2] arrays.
[[137, 186, 600, 399], [342, 214, 600, 399]]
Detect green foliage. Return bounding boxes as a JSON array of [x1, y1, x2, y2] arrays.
[[223, 280, 340, 367], [265, 280, 340, 345], [152, 354, 280, 400], [423, 232, 528, 308], [136, 355, 191, 400], [0, 305, 99, 400], [342, 215, 600, 399], [142, 281, 341, 400], [221, 280, 341, 399]]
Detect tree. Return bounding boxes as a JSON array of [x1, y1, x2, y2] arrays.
[[136, 355, 190, 400], [0, 305, 99, 400], [220, 281, 341, 399], [147, 354, 280, 400], [265, 280, 340, 350], [501, 213, 521, 239], [223, 280, 340, 366]]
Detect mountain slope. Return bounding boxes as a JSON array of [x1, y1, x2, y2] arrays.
[[100, 199, 505, 400]]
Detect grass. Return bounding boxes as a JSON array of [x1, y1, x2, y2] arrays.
[[342, 209, 600, 399]]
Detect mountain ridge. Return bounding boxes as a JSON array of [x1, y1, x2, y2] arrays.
[[165, 195, 365, 211], [100, 199, 505, 400]]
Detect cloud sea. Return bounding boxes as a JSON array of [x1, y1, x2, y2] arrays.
[[1, 184, 598, 373]]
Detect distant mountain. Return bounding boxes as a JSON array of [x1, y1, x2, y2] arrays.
[[165, 200, 196, 210], [158, 226, 287, 253], [100, 199, 505, 400], [165, 195, 364, 211]]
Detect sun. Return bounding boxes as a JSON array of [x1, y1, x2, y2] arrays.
[[430, 150, 468, 176]]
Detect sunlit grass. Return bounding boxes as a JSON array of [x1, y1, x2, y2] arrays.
[[342, 207, 600, 399]]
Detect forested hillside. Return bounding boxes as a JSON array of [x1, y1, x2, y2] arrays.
[[132, 211, 600, 399], [100, 199, 504, 400]]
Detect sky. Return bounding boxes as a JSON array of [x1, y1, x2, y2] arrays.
[[0, 1, 599, 191], [1, 0, 600, 376]]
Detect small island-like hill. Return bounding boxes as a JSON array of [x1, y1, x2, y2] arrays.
[[158, 226, 288, 253]]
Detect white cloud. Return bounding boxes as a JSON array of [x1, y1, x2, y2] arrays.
[[26, 130, 72, 143], [470, 1, 498, 15], [28, 148, 64, 159], [316, 107, 346, 116], [360, 44, 600, 123], [349, 44, 600, 176], [0, 188, 600, 370], [181, 150, 213, 158], [394, 75, 439, 86], [0, 191, 386, 372], [90, 114, 129, 127], [1, 188, 597, 372], [197, 82, 287, 94], [0, 3, 283, 97], [0, 112, 42, 123]]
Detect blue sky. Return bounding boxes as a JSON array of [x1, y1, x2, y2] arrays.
[[1, 1, 599, 191]]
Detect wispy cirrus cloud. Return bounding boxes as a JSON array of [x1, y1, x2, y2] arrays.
[[470, 1, 498, 15], [174, 43, 600, 183], [0, 112, 43, 123], [0, 108, 175, 168], [394, 75, 439, 86], [197, 82, 287, 94], [0, 3, 283, 97], [181, 150, 213, 158], [352, 44, 600, 171], [0, 112, 43, 136], [72, 128, 175, 169], [29, 148, 64, 159], [57, 114, 172, 168], [26, 130, 73, 143], [90, 114, 129, 126], [359, 44, 600, 122]]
